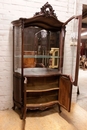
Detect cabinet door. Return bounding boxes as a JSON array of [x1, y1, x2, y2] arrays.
[[58, 75, 72, 112]]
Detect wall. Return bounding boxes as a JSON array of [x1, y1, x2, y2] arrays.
[[0, 0, 83, 110]]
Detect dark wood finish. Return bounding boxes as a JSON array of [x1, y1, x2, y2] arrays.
[[82, 23, 87, 28], [58, 75, 72, 112], [74, 15, 82, 86], [11, 3, 77, 123], [34, 2, 57, 19]]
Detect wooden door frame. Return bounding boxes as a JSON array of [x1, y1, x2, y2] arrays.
[[63, 15, 82, 87]]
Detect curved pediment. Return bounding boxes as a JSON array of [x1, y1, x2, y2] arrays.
[[12, 2, 64, 31]]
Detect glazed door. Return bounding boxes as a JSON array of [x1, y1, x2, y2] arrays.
[[63, 15, 82, 86], [58, 75, 72, 112]]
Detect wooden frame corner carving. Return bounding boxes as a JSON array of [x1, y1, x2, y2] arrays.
[[34, 2, 57, 19]]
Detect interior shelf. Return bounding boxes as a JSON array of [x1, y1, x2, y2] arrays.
[[26, 100, 59, 108], [26, 87, 59, 92], [15, 55, 60, 58], [26, 94, 58, 108], [26, 81, 59, 92]]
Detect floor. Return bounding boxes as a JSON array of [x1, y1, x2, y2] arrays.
[[0, 103, 87, 130], [0, 68, 87, 130]]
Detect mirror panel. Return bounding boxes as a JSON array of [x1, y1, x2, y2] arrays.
[[23, 26, 60, 69]]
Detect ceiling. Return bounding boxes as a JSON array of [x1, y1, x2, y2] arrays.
[[81, 4, 87, 39]]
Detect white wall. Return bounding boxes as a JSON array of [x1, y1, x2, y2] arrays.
[[0, 0, 83, 110]]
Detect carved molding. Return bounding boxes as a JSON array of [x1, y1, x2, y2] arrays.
[[34, 2, 57, 19]]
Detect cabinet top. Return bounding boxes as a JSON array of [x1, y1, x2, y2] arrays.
[[15, 68, 61, 77], [11, 2, 64, 31]]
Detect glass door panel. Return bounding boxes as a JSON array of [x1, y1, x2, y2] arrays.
[[13, 26, 22, 74]]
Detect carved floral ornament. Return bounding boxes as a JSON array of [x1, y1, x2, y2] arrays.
[[34, 2, 57, 19]]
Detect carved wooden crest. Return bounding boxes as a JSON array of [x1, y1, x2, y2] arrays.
[[34, 2, 57, 19]]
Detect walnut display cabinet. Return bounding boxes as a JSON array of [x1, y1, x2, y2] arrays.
[[11, 2, 74, 120]]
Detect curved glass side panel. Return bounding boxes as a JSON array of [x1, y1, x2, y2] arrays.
[[23, 26, 60, 69], [13, 26, 22, 74]]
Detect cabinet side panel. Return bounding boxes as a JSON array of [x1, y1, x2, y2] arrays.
[[13, 74, 23, 106]]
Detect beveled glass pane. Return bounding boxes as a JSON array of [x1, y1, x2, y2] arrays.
[[14, 26, 22, 74]]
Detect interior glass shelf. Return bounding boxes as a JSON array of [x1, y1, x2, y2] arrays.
[[15, 55, 61, 58]]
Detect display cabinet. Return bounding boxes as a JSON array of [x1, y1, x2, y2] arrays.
[[11, 2, 74, 120]]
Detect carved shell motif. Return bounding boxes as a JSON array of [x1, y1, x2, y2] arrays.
[[34, 2, 57, 19]]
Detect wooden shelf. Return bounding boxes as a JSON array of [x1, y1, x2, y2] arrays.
[[26, 81, 59, 92], [26, 94, 58, 109], [26, 101, 59, 109], [26, 87, 59, 92], [26, 93, 58, 102]]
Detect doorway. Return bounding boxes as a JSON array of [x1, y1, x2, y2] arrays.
[[77, 4, 87, 111]]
